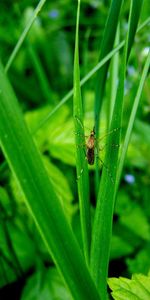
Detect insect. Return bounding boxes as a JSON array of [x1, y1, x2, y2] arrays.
[[86, 127, 95, 165], [75, 116, 120, 181], [84, 126, 120, 183]]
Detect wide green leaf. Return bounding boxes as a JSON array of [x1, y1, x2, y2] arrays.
[[0, 61, 100, 300]]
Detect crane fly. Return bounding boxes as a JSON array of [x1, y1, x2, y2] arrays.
[[75, 116, 120, 181], [86, 127, 95, 165], [85, 126, 120, 183]]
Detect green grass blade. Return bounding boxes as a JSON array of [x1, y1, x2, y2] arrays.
[[0, 62, 100, 300], [126, 1, 144, 59], [73, 0, 91, 266], [27, 44, 54, 104], [90, 0, 144, 298], [95, 0, 124, 121], [117, 49, 150, 187], [94, 0, 124, 191], [107, 26, 120, 126], [4, 0, 47, 73]]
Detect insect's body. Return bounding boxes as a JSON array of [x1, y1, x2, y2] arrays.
[[86, 129, 95, 165]]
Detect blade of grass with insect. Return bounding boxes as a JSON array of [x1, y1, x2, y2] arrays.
[[94, 0, 124, 192], [90, 0, 144, 298], [0, 61, 101, 300], [116, 48, 150, 191], [23, 16, 150, 135], [4, 0, 47, 73], [73, 0, 91, 266]]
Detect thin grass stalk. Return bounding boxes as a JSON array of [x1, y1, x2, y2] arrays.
[[73, 0, 91, 266], [116, 49, 150, 190], [94, 0, 124, 193], [27, 44, 54, 104], [108, 25, 120, 127], [4, 0, 47, 73]]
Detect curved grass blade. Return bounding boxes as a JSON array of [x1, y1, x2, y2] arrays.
[[27, 44, 54, 104], [116, 49, 150, 189], [90, 0, 144, 298], [73, 0, 91, 266], [5, 0, 47, 73], [94, 0, 124, 193], [107, 25, 120, 126], [95, 0, 124, 122], [0, 61, 100, 300]]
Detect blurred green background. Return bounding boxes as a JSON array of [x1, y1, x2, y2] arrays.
[[0, 0, 150, 299]]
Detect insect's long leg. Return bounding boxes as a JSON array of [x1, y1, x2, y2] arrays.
[[96, 154, 114, 184], [96, 127, 121, 142], [74, 131, 89, 138], [74, 115, 93, 133], [74, 115, 84, 129], [99, 143, 120, 152], [76, 149, 88, 181]]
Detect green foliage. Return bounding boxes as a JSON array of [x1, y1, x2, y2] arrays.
[[0, 0, 149, 299], [108, 272, 150, 300], [21, 267, 73, 300]]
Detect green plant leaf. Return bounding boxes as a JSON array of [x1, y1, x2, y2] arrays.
[[126, 119, 150, 169], [6, 221, 36, 271], [108, 272, 150, 300], [25, 105, 76, 166], [110, 235, 134, 260], [120, 205, 150, 241], [10, 156, 75, 222], [21, 267, 73, 300], [126, 247, 150, 275], [115, 190, 150, 241]]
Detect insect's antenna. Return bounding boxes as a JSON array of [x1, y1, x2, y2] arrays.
[[74, 115, 84, 129], [99, 127, 121, 141], [94, 114, 99, 133], [93, 125, 96, 134], [76, 151, 87, 181]]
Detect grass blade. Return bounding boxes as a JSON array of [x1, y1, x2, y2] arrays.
[[4, 0, 47, 73], [107, 25, 120, 126], [95, 0, 124, 119], [73, 0, 91, 266], [94, 0, 124, 192], [90, 0, 144, 298], [27, 44, 54, 104], [0, 61, 100, 300], [117, 49, 150, 187]]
